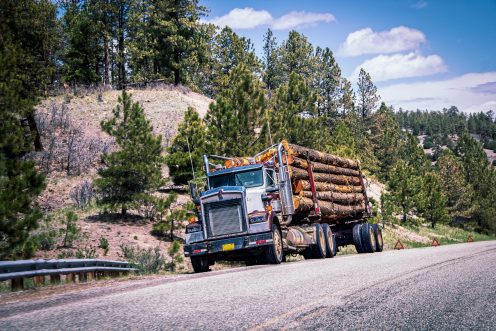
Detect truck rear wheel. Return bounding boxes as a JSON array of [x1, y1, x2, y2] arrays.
[[372, 224, 383, 252], [361, 223, 377, 253], [311, 223, 327, 259], [191, 256, 210, 273], [322, 223, 335, 258], [353, 224, 365, 253], [265, 224, 284, 264]]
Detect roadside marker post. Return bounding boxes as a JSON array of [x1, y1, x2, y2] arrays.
[[394, 240, 404, 250], [467, 236, 474, 242], [431, 238, 440, 247]]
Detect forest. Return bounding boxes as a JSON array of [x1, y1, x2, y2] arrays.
[[1, 0, 496, 259]]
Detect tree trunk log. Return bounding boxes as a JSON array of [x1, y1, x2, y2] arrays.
[[294, 196, 366, 216], [288, 144, 359, 169], [289, 156, 360, 176], [292, 180, 363, 194], [299, 191, 364, 204], [287, 166, 360, 185]]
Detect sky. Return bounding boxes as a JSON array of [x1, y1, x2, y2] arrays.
[[199, 0, 496, 114]]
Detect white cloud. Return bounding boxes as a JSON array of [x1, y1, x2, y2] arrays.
[[202, 8, 335, 30], [205, 8, 273, 29], [337, 26, 426, 57], [378, 72, 496, 113], [412, 1, 428, 9], [271, 11, 336, 30], [349, 52, 448, 82]]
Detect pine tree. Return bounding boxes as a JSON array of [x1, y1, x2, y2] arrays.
[[0, 48, 46, 255], [278, 30, 315, 85], [417, 172, 448, 228], [205, 64, 268, 156], [95, 90, 165, 216], [356, 68, 380, 120], [165, 107, 208, 184], [384, 160, 421, 224], [402, 133, 428, 175], [327, 121, 357, 159], [262, 28, 280, 94], [153, 192, 194, 241], [313, 47, 344, 119]]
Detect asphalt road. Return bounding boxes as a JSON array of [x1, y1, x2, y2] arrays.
[[1, 240, 495, 330]]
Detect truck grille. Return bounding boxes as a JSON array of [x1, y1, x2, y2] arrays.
[[204, 198, 246, 238]]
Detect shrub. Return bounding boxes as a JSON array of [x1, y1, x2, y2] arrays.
[[22, 240, 35, 259], [119, 244, 165, 275], [60, 211, 82, 247], [493, 160, 496, 167], [70, 179, 94, 209], [423, 141, 433, 149], [166, 240, 184, 272], [99, 237, 109, 255], [76, 245, 98, 259]]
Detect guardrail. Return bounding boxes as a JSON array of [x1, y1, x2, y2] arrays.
[[0, 259, 137, 292]]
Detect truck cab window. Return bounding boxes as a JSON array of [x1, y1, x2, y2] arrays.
[[266, 170, 276, 187], [210, 169, 264, 189]]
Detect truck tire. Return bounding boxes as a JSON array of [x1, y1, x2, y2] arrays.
[[265, 224, 284, 264], [322, 223, 335, 258], [312, 223, 327, 259], [361, 223, 377, 253], [372, 224, 383, 252], [191, 256, 210, 273], [353, 224, 365, 253]]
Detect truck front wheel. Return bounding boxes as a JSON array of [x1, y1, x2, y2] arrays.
[[191, 256, 211, 273], [265, 224, 284, 264]]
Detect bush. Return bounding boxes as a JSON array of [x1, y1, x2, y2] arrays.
[[99, 237, 109, 255], [166, 240, 184, 272], [70, 179, 94, 209], [493, 160, 496, 167], [76, 245, 98, 259], [423, 141, 433, 149], [119, 244, 165, 275]]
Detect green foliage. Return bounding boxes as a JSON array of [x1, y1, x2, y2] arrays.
[[356, 69, 380, 120], [383, 160, 422, 225], [119, 244, 165, 275], [153, 193, 195, 241], [22, 240, 35, 259], [60, 211, 82, 247], [76, 245, 98, 259], [99, 237, 109, 255], [166, 240, 184, 272], [262, 29, 280, 92], [95, 90, 165, 216], [417, 173, 449, 228], [327, 121, 357, 159], [423, 141, 433, 149]]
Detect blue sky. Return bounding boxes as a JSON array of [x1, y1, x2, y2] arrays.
[[199, 0, 496, 113]]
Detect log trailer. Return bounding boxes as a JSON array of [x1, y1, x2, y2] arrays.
[[183, 142, 383, 273]]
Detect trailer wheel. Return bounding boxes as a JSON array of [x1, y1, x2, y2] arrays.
[[372, 224, 383, 252], [312, 223, 327, 259], [322, 223, 335, 258], [352, 224, 365, 253], [265, 224, 284, 264], [361, 223, 377, 253], [191, 256, 211, 273]]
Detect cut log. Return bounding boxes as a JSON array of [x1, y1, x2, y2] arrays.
[[292, 180, 363, 194], [288, 144, 360, 169], [223, 157, 250, 168], [288, 166, 309, 180], [294, 196, 366, 216], [299, 191, 364, 204], [286, 166, 360, 185], [289, 156, 360, 177]]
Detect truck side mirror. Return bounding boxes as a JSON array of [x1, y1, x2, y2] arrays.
[[189, 182, 197, 201]]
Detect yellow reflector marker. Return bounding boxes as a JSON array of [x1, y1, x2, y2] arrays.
[[222, 243, 235, 251], [190, 217, 195, 223]]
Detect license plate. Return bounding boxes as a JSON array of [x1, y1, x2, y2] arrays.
[[222, 243, 235, 251]]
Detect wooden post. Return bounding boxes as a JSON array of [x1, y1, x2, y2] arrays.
[[11, 278, 24, 291], [111, 271, 119, 278], [87, 272, 94, 281], [104, 271, 111, 278], [66, 273, 75, 283], [79, 272, 87, 282], [50, 274, 61, 285], [34, 275, 45, 287], [97, 271, 104, 280]]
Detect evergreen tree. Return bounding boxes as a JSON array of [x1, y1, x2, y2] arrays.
[[417, 173, 448, 228], [204, 64, 268, 157], [383, 160, 421, 224], [153, 192, 194, 241], [278, 30, 315, 85], [356, 68, 380, 120], [0, 48, 46, 255], [165, 107, 208, 184], [313, 47, 344, 120], [327, 121, 356, 159], [402, 133, 428, 175], [262, 28, 280, 94], [95, 90, 165, 216], [413, 122, 420, 136]]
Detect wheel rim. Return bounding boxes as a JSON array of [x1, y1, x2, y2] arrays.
[[327, 228, 333, 252], [369, 228, 376, 248], [377, 229, 383, 247], [274, 230, 282, 258], [319, 228, 325, 251]]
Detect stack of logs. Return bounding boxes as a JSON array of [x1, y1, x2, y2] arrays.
[[280, 143, 367, 222]]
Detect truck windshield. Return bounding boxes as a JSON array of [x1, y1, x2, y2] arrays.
[[210, 169, 263, 189]]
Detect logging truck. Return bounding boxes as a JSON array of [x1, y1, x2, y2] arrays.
[[183, 142, 384, 273]]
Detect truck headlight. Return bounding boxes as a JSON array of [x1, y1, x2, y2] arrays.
[[250, 215, 266, 224], [186, 224, 202, 233]]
